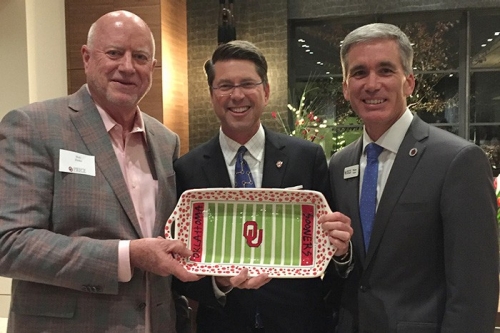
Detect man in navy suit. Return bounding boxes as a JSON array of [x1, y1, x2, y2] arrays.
[[323, 23, 499, 332], [174, 40, 354, 332]]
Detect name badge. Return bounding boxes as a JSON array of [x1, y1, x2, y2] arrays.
[[344, 165, 359, 179], [59, 149, 96, 176]]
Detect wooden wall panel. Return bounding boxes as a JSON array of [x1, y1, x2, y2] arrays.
[[161, 0, 189, 154], [140, 70, 163, 122], [65, 1, 114, 73], [67, 68, 86, 94]]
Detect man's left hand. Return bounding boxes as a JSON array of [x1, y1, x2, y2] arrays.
[[318, 212, 353, 257]]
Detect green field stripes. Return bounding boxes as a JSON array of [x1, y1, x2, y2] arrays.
[[203, 202, 304, 266]]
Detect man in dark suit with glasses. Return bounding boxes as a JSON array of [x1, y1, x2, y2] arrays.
[[174, 40, 354, 333]]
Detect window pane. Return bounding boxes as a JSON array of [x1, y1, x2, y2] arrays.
[[412, 73, 459, 124], [291, 77, 353, 123], [470, 71, 500, 124], [470, 11, 500, 70], [472, 125, 500, 174], [381, 12, 461, 71], [292, 20, 369, 79]]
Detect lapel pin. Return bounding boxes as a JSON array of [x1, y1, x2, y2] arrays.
[[409, 148, 418, 157], [276, 161, 283, 168]]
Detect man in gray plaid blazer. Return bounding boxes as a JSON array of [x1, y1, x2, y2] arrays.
[[0, 10, 198, 333]]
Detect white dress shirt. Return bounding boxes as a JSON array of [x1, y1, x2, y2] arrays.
[[360, 109, 413, 208], [219, 125, 266, 188]]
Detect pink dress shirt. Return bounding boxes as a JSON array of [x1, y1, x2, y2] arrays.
[[96, 104, 158, 332]]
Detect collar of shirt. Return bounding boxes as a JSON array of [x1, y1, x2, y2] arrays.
[[362, 108, 413, 153], [219, 125, 265, 165], [94, 102, 148, 145], [219, 125, 265, 187], [87, 84, 148, 143], [360, 109, 413, 205]]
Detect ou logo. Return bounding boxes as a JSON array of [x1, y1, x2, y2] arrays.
[[243, 221, 263, 247]]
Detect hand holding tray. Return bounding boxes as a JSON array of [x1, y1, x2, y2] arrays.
[[165, 188, 336, 278]]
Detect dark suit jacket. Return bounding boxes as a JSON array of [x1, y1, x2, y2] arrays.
[[0, 85, 180, 332], [173, 128, 334, 333], [328, 116, 499, 333]]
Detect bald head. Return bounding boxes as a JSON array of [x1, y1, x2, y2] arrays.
[[87, 10, 155, 57]]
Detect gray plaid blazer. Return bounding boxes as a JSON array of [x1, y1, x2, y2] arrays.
[[0, 85, 180, 332]]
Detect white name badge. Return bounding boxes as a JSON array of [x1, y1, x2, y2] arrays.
[[344, 165, 359, 179], [59, 149, 96, 176]]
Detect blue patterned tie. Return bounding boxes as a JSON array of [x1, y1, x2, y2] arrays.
[[234, 146, 264, 329], [359, 143, 384, 252], [234, 146, 255, 188], [234, 147, 261, 328]]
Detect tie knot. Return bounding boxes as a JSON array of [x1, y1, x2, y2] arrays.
[[237, 146, 248, 156], [365, 143, 383, 160]]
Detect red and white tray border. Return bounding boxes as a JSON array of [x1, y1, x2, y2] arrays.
[[165, 188, 336, 278]]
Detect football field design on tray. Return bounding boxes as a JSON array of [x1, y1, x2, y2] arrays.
[[165, 188, 335, 278]]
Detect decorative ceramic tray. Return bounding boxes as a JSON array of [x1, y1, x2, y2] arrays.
[[165, 188, 335, 278]]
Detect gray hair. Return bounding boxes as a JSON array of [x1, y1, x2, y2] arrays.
[[340, 23, 414, 79]]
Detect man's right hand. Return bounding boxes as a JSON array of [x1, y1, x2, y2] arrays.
[[130, 238, 201, 282], [215, 268, 271, 291]]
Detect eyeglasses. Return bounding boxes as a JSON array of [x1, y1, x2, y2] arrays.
[[211, 81, 264, 97]]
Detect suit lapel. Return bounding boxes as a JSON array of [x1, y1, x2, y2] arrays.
[[144, 123, 169, 238], [202, 136, 233, 187], [364, 117, 428, 266], [261, 130, 288, 188], [340, 139, 367, 261], [68, 87, 142, 237]]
